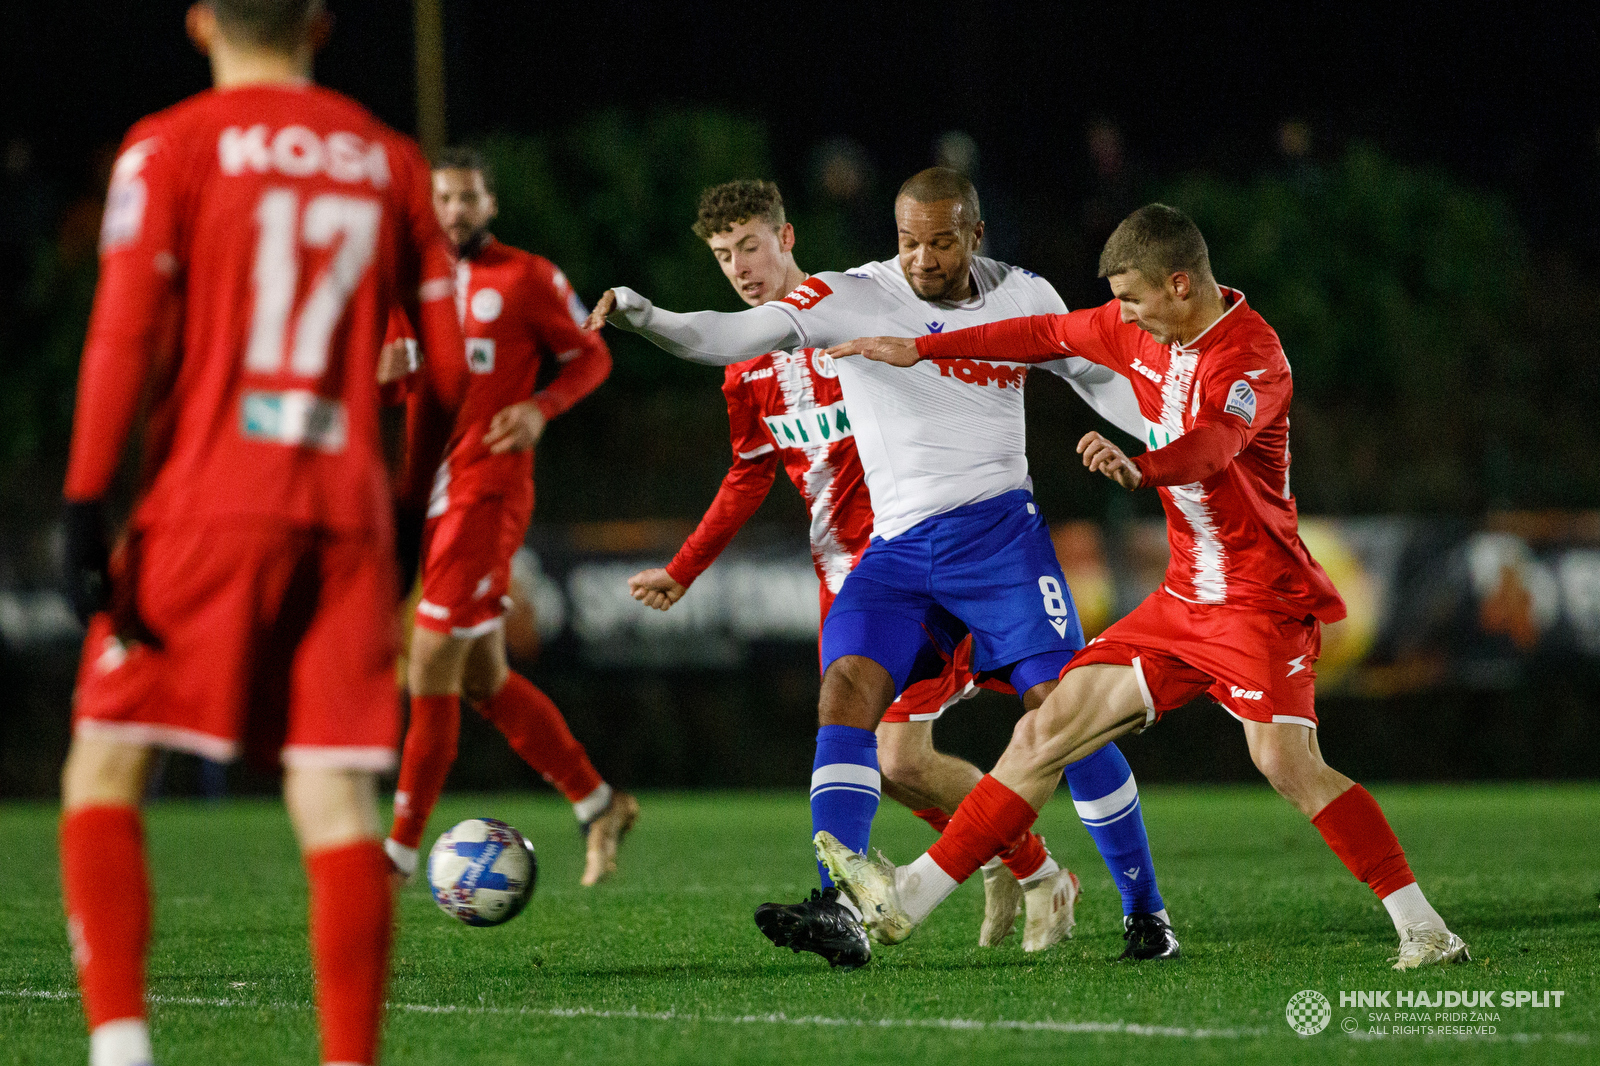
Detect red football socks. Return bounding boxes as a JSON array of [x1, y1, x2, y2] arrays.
[[1311, 784, 1417, 898], [390, 693, 460, 850], [997, 830, 1051, 881], [477, 673, 602, 803], [916, 804, 1048, 880], [307, 841, 392, 1066], [927, 776, 1040, 883], [60, 805, 149, 1030]]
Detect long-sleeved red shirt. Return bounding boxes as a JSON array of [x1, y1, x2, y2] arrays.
[[65, 84, 466, 536], [916, 294, 1344, 622], [390, 237, 610, 515]]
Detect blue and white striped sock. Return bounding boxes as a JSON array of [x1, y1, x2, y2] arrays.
[[810, 724, 881, 888], [1064, 742, 1165, 916]]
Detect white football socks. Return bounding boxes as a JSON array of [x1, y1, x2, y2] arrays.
[[894, 854, 960, 924], [1018, 855, 1060, 889], [91, 1018, 152, 1066], [1381, 882, 1446, 935], [573, 782, 613, 825], [383, 838, 418, 878]]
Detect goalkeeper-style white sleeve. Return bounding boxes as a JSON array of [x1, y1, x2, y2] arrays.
[[604, 287, 801, 366]]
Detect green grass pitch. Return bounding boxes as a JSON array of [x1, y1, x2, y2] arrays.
[[2, 785, 1596, 1065]]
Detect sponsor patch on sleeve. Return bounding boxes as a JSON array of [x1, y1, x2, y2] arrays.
[[778, 276, 834, 311], [100, 138, 160, 251], [1224, 379, 1257, 425]]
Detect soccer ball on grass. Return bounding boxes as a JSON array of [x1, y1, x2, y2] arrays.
[[426, 818, 538, 926]]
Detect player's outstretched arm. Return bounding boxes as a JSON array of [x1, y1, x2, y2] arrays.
[[580, 285, 799, 366], [824, 336, 921, 366], [627, 568, 688, 611]]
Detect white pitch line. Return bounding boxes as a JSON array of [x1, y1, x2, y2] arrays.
[[2, 989, 1590, 1045]]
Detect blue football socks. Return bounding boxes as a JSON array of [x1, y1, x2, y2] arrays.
[[1063, 743, 1164, 916], [809, 724, 881, 888]]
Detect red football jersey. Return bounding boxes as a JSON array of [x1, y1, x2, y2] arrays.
[[64, 84, 465, 533], [667, 348, 872, 599], [918, 291, 1346, 623], [393, 237, 610, 515]]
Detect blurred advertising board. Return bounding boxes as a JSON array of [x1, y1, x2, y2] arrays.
[[6, 513, 1600, 693]]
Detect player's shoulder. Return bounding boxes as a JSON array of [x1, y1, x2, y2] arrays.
[[974, 256, 1066, 313], [492, 242, 563, 286], [1211, 289, 1286, 364], [775, 260, 899, 315]]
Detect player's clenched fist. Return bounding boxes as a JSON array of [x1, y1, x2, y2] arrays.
[[483, 400, 547, 453], [628, 567, 687, 611], [825, 336, 921, 366], [582, 289, 617, 332], [1078, 431, 1142, 490]]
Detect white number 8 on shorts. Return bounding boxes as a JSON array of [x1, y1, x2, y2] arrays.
[[1038, 576, 1069, 618]]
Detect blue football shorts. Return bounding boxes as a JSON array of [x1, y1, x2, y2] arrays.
[[820, 489, 1085, 699]]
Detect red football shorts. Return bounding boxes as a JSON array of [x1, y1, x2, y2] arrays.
[[73, 521, 401, 769], [415, 495, 530, 637], [1066, 588, 1322, 729]]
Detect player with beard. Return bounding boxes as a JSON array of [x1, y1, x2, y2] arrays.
[[588, 170, 1180, 968], [818, 204, 1469, 971], [626, 179, 1084, 958], [379, 148, 637, 889]]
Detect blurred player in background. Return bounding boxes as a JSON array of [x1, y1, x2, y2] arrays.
[[58, 3, 466, 1064], [589, 170, 1179, 969], [380, 148, 637, 888], [820, 204, 1469, 970], [626, 180, 1081, 957]]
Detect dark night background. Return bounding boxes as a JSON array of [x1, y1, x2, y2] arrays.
[[1, 2, 1598, 797]]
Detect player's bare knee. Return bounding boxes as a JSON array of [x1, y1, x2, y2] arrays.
[[460, 658, 507, 705], [284, 767, 380, 853], [819, 656, 892, 729], [61, 737, 151, 810]]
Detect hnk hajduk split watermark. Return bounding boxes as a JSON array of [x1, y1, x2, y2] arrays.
[[1285, 988, 1567, 1037]]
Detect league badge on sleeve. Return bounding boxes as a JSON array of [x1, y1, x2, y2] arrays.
[[1224, 379, 1257, 425]]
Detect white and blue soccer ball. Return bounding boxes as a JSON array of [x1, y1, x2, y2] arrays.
[[426, 818, 538, 926]]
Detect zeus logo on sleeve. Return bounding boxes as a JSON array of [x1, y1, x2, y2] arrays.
[[1224, 380, 1257, 425], [779, 277, 834, 310]]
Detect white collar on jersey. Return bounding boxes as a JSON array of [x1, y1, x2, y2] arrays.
[[1170, 285, 1245, 353]]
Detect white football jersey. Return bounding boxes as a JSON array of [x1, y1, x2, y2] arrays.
[[772, 257, 1099, 539], [607, 257, 1144, 541]]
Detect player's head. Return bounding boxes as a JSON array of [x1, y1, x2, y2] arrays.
[[432, 147, 498, 255], [1098, 204, 1216, 345], [186, 1, 330, 65], [693, 180, 798, 307], [894, 168, 984, 302]]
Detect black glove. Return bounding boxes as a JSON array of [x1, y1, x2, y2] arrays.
[[393, 503, 426, 596], [63, 498, 111, 626]]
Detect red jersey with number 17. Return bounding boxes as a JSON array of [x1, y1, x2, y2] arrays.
[[918, 291, 1345, 623], [63, 84, 465, 533]]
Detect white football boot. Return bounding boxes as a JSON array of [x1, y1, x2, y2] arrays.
[[814, 831, 916, 945], [384, 838, 418, 886], [978, 863, 1023, 947], [1391, 926, 1470, 970], [1022, 868, 1081, 952]]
